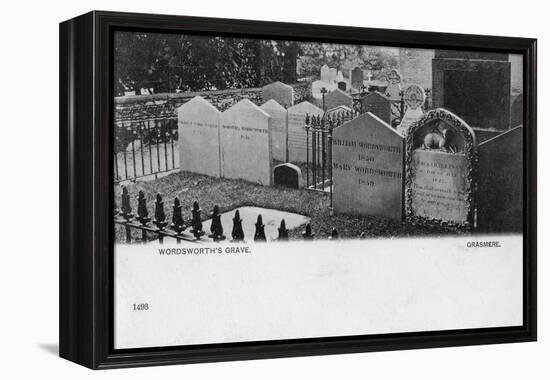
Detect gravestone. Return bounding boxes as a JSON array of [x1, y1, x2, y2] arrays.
[[262, 81, 294, 108], [333, 112, 405, 220], [405, 108, 477, 229], [432, 50, 511, 130], [261, 99, 288, 162], [287, 101, 324, 163], [325, 89, 353, 110], [477, 126, 523, 232], [338, 81, 347, 91], [359, 92, 392, 125], [510, 94, 523, 128], [351, 67, 364, 90], [336, 70, 344, 83], [177, 96, 222, 177], [221, 99, 272, 185], [385, 69, 402, 100], [397, 85, 426, 136], [273, 163, 304, 189], [328, 68, 338, 84], [320, 64, 330, 82]]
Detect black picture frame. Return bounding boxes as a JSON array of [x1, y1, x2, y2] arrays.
[[59, 10, 537, 369]]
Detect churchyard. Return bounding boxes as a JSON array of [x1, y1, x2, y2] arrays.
[[114, 44, 524, 244]]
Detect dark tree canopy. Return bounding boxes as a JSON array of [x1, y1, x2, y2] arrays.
[[113, 32, 397, 96]]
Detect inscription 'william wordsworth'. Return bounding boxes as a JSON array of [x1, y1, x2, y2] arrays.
[[333, 112, 404, 220]]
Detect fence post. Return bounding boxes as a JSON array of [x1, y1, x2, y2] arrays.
[[277, 219, 289, 241], [254, 215, 266, 242], [231, 210, 245, 242], [209, 205, 226, 241], [171, 198, 185, 243], [302, 223, 314, 240], [305, 115, 310, 188], [121, 186, 133, 243], [154, 193, 168, 243], [137, 190, 151, 242], [190, 201, 205, 240]]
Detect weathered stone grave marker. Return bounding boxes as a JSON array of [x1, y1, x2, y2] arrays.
[[287, 101, 324, 162], [262, 81, 294, 108], [386, 69, 402, 100], [477, 126, 523, 232], [338, 81, 347, 91], [359, 92, 392, 125], [405, 108, 477, 229], [333, 112, 405, 220], [325, 89, 353, 110], [351, 67, 364, 90], [273, 163, 304, 189], [397, 84, 426, 136], [320, 64, 330, 82], [177, 96, 222, 177], [261, 99, 288, 162], [221, 99, 272, 185]]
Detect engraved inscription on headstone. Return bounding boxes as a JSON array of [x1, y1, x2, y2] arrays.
[[359, 92, 392, 125], [405, 108, 477, 229], [397, 85, 426, 136], [262, 81, 294, 108], [325, 89, 353, 110], [287, 101, 324, 163], [333, 112, 405, 220], [177, 96, 222, 177], [477, 126, 523, 232], [221, 99, 272, 185], [261, 99, 288, 162]]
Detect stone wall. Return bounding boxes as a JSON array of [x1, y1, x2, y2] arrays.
[[115, 82, 311, 121]]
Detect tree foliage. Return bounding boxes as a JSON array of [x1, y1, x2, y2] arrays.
[[113, 32, 398, 96]]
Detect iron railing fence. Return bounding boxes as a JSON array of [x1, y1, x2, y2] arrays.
[[114, 117, 178, 183]]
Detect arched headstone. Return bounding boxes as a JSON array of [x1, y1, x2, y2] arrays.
[[273, 163, 304, 189], [405, 108, 477, 229]]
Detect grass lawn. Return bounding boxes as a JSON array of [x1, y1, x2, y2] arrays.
[[115, 170, 453, 243]]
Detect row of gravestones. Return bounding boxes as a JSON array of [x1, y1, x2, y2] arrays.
[[332, 108, 523, 232], [178, 96, 329, 186]]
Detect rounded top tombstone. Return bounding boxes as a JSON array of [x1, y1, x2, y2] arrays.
[[403, 85, 426, 110], [387, 69, 402, 84]]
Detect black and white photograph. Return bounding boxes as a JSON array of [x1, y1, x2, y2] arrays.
[[112, 31, 526, 349]]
